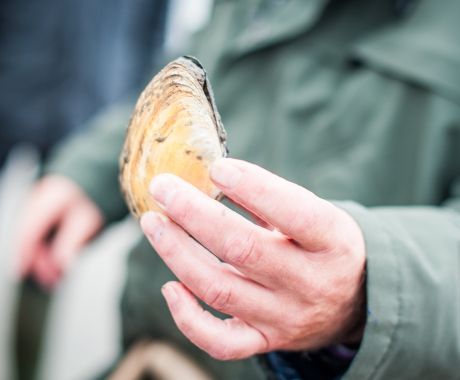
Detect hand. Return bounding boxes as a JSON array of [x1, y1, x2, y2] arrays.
[[140, 158, 367, 360], [17, 175, 104, 289]]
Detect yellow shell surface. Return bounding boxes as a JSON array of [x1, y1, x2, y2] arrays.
[[120, 56, 227, 218]]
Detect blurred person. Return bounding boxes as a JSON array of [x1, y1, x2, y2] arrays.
[[16, 0, 460, 379], [1, 1, 169, 379]]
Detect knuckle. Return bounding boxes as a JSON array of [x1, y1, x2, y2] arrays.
[[224, 230, 260, 267], [202, 282, 233, 311]]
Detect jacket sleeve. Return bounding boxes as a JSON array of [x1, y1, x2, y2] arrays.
[[337, 184, 460, 379], [45, 102, 133, 223]]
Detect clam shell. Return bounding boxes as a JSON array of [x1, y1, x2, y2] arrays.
[[120, 56, 227, 218]]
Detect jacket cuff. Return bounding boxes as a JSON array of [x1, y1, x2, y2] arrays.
[[334, 201, 400, 380]]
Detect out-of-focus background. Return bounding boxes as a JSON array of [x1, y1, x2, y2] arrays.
[[0, 1, 212, 379]]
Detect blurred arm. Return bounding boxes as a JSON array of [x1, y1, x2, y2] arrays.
[[45, 101, 133, 223], [17, 102, 133, 287]]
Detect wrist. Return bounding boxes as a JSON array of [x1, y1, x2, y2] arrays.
[[341, 264, 367, 346]]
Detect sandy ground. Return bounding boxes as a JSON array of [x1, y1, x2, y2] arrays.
[[0, 147, 141, 380]]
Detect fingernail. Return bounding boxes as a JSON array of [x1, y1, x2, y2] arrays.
[[141, 211, 166, 243], [211, 159, 242, 189], [162, 283, 178, 304], [149, 174, 178, 208]]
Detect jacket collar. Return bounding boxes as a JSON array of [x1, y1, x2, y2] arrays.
[[225, 0, 329, 58]]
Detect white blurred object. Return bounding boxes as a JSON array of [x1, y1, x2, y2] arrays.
[[0, 146, 141, 380], [0, 145, 40, 380], [37, 217, 140, 380], [164, 0, 213, 55]]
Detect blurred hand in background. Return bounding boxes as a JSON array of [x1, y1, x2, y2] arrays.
[[17, 176, 104, 289]]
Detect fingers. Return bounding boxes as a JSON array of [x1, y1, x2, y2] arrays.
[[210, 158, 338, 251], [161, 281, 268, 360], [50, 201, 103, 272], [141, 211, 276, 318], [32, 248, 60, 290], [17, 176, 104, 288], [18, 184, 68, 277], [148, 174, 302, 284]]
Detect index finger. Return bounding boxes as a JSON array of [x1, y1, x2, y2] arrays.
[[17, 188, 67, 277], [210, 158, 339, 251], [148, 174, 305, 285]]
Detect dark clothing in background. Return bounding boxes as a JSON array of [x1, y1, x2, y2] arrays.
[[0, 0, 169, 165]]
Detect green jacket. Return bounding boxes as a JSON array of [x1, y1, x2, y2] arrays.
[[48, 0, 460, 378]]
